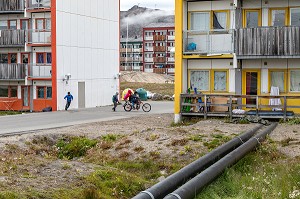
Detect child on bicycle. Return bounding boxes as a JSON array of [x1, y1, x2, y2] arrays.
[[130, 91, 140, 109]]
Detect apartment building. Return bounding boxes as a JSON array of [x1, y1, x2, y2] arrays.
[[174, 0, 300, 122], [143, 23, 175, 75], [120, 36, 143, 71], [0, 0, 119, 112]]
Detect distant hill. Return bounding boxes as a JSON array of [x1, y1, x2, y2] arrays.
[[120, 5, 174, 39]]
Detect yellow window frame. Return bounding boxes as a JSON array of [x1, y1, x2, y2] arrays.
[[268, 69, 287, 93], [269, 8, 289, 26], [211, 69, 229, 92], [288, 69, 300, 93], [188, 10, 230, 30], [243, 9, 262, 28], [188, 69, 211, 92]]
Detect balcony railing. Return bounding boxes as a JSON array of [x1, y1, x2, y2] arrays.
[[0, 63, 27, 80], [26, 29, 51, 45], [27, 0, 51, 10], [235, 26, 300, 57], [0, 29, 25, 46], [183, 29, 234, 55], [28, 64, 52, 78], [154, 46, 166, 52], [0, 0, 24, 12], [153, 57, 166, 63], [154, 35, 166, 41]]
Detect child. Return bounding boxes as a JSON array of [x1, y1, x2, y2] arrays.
[[112, 92, 119, 111]]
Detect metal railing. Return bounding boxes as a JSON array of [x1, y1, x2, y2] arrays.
[[0, 29, 25, 46], [27, 0, 51, 9], [0, 63, 27, 80], [180, 94, 300, 121], [0, 0, 24, 12], [26, 29, 51, 44], [28, 64, 51, 78], [183, 29, 234, 55]]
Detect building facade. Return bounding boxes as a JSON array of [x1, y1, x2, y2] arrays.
[[143, 23, 175, 75], [120, 36, 143, 71], [175, 0, 300, 122], [0, 0, 119, 112]]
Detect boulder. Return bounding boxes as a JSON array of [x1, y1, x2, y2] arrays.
[[152, 93, 163, 101]]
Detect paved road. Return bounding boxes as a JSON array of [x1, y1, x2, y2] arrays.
[[0, 101, 174, 135]]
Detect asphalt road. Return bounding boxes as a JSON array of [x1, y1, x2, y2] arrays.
[[0, 101, 174, 135]]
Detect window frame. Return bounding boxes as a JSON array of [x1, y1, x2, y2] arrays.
[[243, 9, 262, 28], [290, 7, 300, 26], [289, 69, 300, 93], [269, 8, 289, 26], [268, 69, 287, 93], [189, 70, 211, 92], [212, 70, 229, 92]]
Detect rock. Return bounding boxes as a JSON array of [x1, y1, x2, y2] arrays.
[[163, 95, 172, 101], [157, 176, 166, 182], [152, 93, 163, 101]]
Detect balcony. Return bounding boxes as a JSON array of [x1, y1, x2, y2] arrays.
[[0, 63, 27, 80], [28, 64, 52, 78], [144, 57, 153, 62], [27, 0, 51, 10], [27, 29, 51, 45], [0, 0, 24, 13], [167, 35, 175, 40], [0, 29, 25, 47], [167, 57, 175, 62], [153, 57, 166, 63], [183, 29, 234, 55], [153, 46, 166, 52], [154, 35, 166, 41], [235, 26, 300, 58]]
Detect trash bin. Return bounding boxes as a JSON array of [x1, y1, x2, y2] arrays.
[[136, 88, 147, 101]]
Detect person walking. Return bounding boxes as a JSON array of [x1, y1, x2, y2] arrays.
[[112, 92, 119, 111], [64, 92, 73, 110]]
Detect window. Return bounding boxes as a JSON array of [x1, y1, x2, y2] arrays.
[[9, 53, 17, 64], [37, 53, 51, 64], [37, 53, 44, 64], [8, 20, 17, 30], [36, 18, 51, 30], [46, 19, 51, 30], [190, 12, 210, 31], [0, 54, 8, 63], [244, 10, 261, 28], [270, 71, 285, 92], [0, 86, 8, 97], [213, 11, 227, 29], [190, 71, 210, 91], [290, 8, 300, 26], [0, 21, 7, 30], [214, 71, 227, 91], [270, 9, 287, 26], [46, 87, 52, 98], [290, 70, 300, 92], [37, 87, 45, 98], [46, 53, 52, 64], [10, 86, 17, 98]]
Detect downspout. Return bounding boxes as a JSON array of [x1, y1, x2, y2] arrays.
[[132, 124, 263, 199], [164, 123, 278, 199]]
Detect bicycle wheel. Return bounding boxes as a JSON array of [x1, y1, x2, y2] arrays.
[[124, 103, 132, 112], [142, 103, 151, 112]]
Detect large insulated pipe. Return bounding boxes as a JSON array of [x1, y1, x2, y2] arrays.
[[132, 124, 263, 199], [164, 123, 278, 199]]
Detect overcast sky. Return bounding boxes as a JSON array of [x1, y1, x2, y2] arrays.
[[120, 0, 174, 11]]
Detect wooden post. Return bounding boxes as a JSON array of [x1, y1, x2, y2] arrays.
[[204, 95, 207, 119], [229, 95, 232, 122], [284, 96, 287, 122], [256, 95, 259, 117]]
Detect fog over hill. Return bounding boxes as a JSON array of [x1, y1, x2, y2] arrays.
[[120, 5, 174, 38]]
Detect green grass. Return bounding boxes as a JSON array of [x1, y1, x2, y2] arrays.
[[120, 82, 174, 96], [203, 134, 231, 150], [195, 142, 300, 199], [0, 111, 22, 116]]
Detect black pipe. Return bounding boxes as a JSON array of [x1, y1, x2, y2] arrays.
[[164, 123, 278, 199], [132, 124, 263, 199]]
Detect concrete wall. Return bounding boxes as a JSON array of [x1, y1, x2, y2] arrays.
[[56, 0, 119, 110]]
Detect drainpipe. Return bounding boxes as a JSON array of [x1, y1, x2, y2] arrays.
[[164, 123, 278, 199], [132, 124, 263, 199]]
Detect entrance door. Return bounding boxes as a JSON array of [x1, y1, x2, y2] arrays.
[[78, 82, 85, 108], [22, 86, 29, 107], [243, 70, 260, 105]]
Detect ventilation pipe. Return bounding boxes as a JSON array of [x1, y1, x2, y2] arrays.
[[132, 124, 264, 199], [164, 123, 278, 199]]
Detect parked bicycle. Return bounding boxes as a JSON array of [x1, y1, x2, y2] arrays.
[[123, 99, 151, 112]]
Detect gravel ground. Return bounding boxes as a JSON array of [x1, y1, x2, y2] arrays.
[[0, 113, 298, 193]]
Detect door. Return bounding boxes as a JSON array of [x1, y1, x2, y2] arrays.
[[78, 82, 85, 108], [243, 70, 260, 106], [22, 86, 29, 107]]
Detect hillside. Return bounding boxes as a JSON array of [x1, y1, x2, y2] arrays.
[[120, 5, 174, 38]]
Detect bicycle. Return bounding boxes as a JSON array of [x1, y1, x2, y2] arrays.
[[123, 99, 151, 112]]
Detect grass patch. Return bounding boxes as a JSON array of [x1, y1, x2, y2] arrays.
[[280, 137, 298, 147], [0, 111, 22, 116], [203, 134, 231, 150], [56, 136, 98, 160], [285, 117, 300, 125], [101, 134, 120, 142], [120, 82, 174, 96], [189, 134, 206, 142], [171, 117, 201, 127], [195, 143, 300, 199]]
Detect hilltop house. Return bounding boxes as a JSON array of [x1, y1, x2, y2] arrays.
[[174, 0, 300, 122], [0, 0, 119, 111]]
